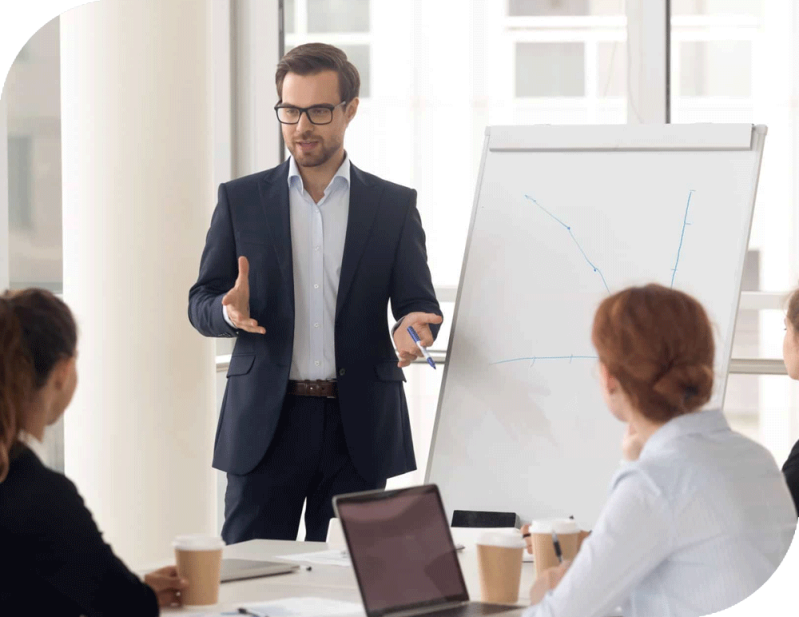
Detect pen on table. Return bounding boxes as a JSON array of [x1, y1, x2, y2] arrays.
[[552, 530, 563, 564], [237, 608, 268, 617], [407, 326, 436, 369]]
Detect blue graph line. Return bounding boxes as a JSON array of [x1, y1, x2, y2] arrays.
[[490, 355, 598, 366], [525, 195, 610, 294], [670, 190, 695, 288]]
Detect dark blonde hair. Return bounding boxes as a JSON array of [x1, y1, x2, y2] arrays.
[[0, 289, 77, 481], [275, 42, 360, 103], [591, 284, 714, 423]]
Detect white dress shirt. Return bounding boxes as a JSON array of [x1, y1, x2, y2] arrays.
[[224, 154, 350, 381], [524, 408, 797, 617]]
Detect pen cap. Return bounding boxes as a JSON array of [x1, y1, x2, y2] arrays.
[[326, 517, 347, 551]]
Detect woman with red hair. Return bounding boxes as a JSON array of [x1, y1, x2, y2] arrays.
[[524, 284, 795, 617]]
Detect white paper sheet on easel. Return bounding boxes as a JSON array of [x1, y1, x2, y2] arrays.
[[274, 549, 352, 567]]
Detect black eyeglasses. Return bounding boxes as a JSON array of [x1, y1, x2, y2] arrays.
[[274, 101, 348, 125]]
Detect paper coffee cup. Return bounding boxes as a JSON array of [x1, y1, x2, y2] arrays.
[[173, 534, 225, 606], [528, 519, 580, 577], [326, 516, 346, 551], [476, 532, 526, 605]]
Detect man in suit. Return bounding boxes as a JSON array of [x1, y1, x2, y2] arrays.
[[189, 43, 442, 543]]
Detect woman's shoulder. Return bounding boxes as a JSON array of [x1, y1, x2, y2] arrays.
[[0, 445, 83, 526]]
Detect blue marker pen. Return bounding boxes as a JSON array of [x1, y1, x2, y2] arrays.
[[407, 326, 436, 369]]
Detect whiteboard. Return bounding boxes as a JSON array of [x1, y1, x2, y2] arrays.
[[426, 124, 766, 528]]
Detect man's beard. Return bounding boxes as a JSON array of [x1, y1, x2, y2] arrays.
[[289, 136, 342, 168]]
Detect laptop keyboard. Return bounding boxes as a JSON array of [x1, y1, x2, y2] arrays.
[[426, 604, 520, 616]]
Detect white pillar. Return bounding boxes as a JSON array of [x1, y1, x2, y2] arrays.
[[60, 0, 217, 568], [233, 0, 281, 176], [626, 0, 669, 123]]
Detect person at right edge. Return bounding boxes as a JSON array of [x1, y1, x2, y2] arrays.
[[779, 287, 799, 515], [523, 284, 795, 617]]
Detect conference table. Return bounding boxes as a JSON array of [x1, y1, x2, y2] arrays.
[[162, 528, 533, 615]]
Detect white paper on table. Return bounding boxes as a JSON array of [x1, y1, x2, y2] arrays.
[[273, 549, 352, 567], [236, 597, 365, 616]]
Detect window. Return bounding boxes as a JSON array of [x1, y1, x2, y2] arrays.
[[5, 17, 62, 293], [516, 42, 586, 97], [678, 41, 752, 97], [7, 136, 32, 229], [670, 0, 798, 462], [283, 0, 628, 487], [284, 0, 372, 98], [307, 0, 369, 33], [4, 17, 63, 471]]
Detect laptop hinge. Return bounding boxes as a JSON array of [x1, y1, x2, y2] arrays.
[[384, 600, 468, 617]]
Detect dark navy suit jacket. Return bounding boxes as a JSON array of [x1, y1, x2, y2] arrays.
[[188, 160, 441, 483]]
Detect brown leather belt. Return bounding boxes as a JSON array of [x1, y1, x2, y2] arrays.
[[287, 379, 338, 398]]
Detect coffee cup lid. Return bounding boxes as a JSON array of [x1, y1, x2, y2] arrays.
[[172, 534, 225, 551], [529, 519, 579, 534], [476, 530, 526, 549]]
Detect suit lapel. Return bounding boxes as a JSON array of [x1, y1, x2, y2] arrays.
[[258, 161, 293, 290], [337, 164, 383, 318]]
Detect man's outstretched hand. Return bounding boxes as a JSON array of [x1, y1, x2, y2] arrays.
[[222, 256, 266, 334]]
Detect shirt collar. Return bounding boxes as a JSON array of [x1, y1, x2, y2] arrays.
[[639, 408, 729, 460], [19, 431, 48, 461], [288, 153, 351, 196]]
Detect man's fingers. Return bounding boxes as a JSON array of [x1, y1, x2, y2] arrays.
[[400, 345, 424, 359], [236, 256, 250, 285], [239, 321, 266, 335], [226, 306, 265, 334], [413, 312, 443, 325], [521, 524, 533, 554], [157, 589, 182, 607], [397, 350, 416, 367], [409, 323, 435, 346]]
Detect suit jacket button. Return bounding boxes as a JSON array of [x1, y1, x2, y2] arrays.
[[339, 368, 345, 376]]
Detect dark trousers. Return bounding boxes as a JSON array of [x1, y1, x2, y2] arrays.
[[221, 394, 385, 543]]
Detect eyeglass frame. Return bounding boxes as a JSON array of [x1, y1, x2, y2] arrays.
[[274, 100, 348, 125]]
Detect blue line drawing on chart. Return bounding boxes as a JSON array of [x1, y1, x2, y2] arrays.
[[524, 195, 610, 294], [493, 192, 698, 368], [490, 355, 598, 367], [670, 190, 695, 288]]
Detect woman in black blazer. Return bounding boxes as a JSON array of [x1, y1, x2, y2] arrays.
[[782, 287, 799, 515], [0, 289, 187, 616]]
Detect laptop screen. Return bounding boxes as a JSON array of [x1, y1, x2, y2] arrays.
[[335, 485, 469, 617]]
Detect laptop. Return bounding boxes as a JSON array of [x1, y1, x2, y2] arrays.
[[333, 484, 522, 617], [220, 558, 298, 582]]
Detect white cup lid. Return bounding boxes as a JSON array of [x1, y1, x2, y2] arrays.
[[172, 534, 225, 551], [529, 519, 579, 534], [477, 530, 526, 549]]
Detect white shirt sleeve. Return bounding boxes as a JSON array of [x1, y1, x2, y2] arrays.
[[222, 303, 236, 329], [523, 465, 674, 617]]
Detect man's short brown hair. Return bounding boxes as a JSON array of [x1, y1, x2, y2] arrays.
[[275, 43, 360, 103]]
